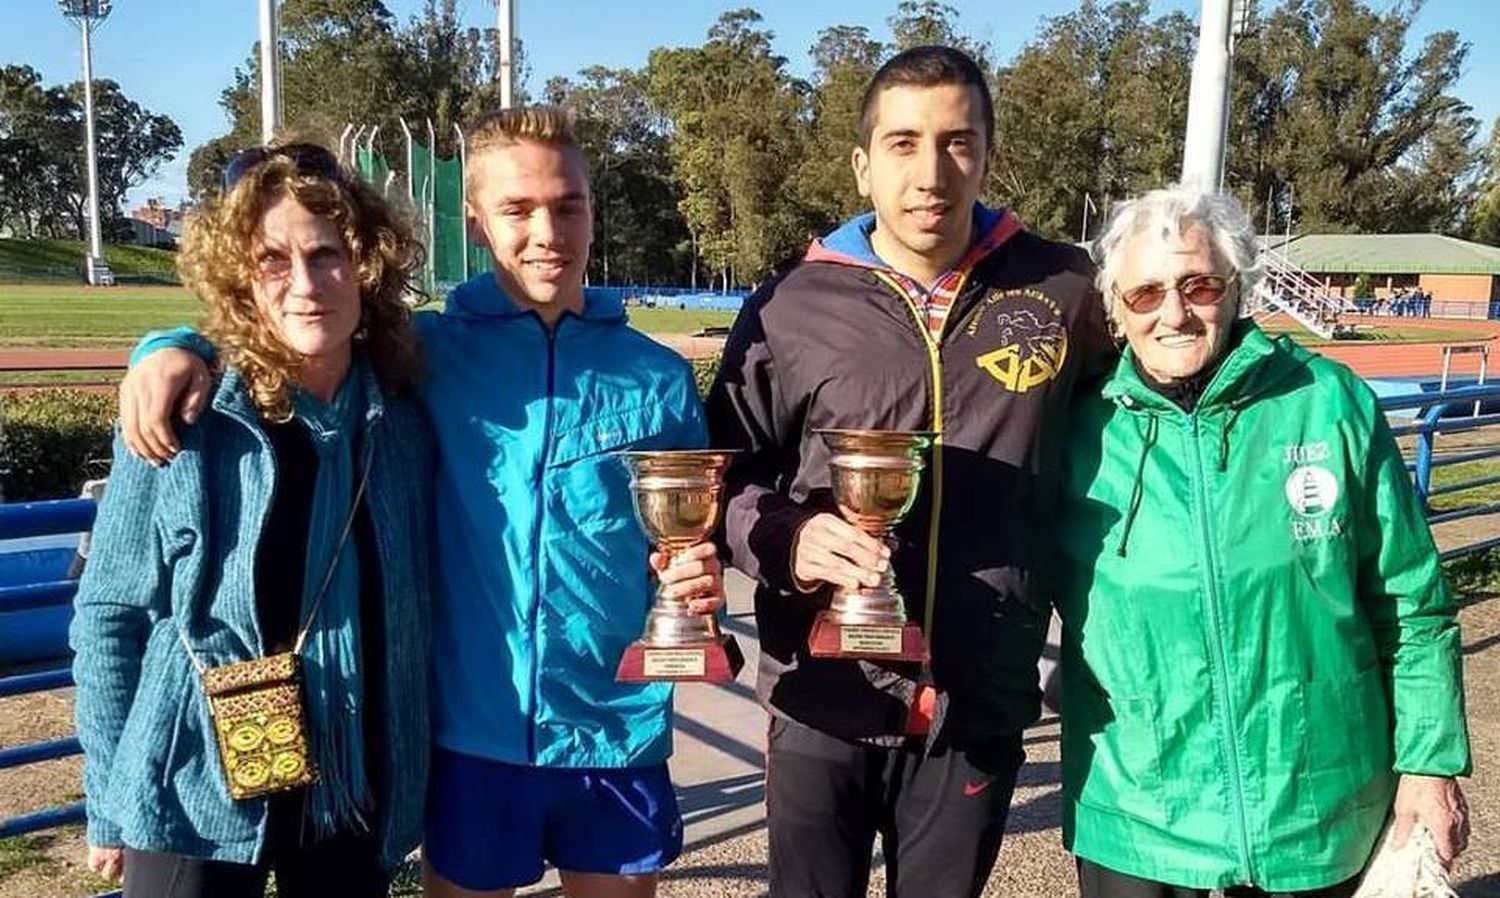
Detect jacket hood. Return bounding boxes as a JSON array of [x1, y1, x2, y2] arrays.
[[805, 203, 1022, 273], [444, 271, 626, 325]]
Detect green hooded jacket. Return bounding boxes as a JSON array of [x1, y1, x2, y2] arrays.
[[1053, 321, 1470, 892]]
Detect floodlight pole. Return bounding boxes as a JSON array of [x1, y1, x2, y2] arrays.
[[259, 0, 282, 143], [59, 0, 112, 285], [1180, 0, 1234, 192], [79, 18, 106, 279], [498, 0, 515, 108]]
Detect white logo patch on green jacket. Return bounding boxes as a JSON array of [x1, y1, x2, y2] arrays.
[[1283, 442, 1344, 541]]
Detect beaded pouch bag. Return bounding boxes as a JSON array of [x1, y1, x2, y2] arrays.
[[199, 652, 316, 799]]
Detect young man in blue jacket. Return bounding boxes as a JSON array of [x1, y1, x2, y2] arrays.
[[119, 108, 719, 898]]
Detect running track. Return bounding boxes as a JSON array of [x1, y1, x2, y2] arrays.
[[1, 318, 1498, 379], [1298, 315, 1500, 379]]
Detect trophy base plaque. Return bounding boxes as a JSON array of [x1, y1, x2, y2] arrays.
[[617, 634, 745, 683], [807, 613, 928, 661]]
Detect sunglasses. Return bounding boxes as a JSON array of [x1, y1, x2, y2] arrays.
[[221, 143, 346, 192], [1115, 273, 1237, 314]]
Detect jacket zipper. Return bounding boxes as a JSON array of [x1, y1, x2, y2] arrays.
[[1190, 414, 1257, 884], [526, 320, 559, 764], [872, 271, 963, 662]]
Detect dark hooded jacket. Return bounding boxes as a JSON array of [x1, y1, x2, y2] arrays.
[[707, 205, 1115, 747]]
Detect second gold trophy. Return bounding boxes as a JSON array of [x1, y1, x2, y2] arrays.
[[806, 429, 934, 662]]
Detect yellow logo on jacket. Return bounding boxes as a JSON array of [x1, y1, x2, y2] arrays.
[[966, 289, 1068, 393]]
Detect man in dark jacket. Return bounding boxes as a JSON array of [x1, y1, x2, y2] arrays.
[[707, 46, 1114, 897]]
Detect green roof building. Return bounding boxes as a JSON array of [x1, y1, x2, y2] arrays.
[[1263, 233, 1500, 316]]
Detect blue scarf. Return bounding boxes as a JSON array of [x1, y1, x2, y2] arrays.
[[290, 358, 372, 836]]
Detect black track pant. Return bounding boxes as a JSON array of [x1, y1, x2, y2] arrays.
[[122, 794, 388, 898], [765, 717, 1024, 898], [1077, 858, 1360, 898]]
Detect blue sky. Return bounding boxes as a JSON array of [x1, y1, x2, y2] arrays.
[[5, 0, 1496, 208]]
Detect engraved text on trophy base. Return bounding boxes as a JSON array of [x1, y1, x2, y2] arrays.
[[839, 624, 905, 655], [642, 648, 708, 679]]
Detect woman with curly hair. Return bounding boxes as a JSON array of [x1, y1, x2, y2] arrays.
[[70, 141, 435, 898]]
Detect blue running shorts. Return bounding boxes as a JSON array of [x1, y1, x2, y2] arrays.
[[423, 745, 684, 890]]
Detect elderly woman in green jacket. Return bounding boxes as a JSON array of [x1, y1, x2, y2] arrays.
[[1052, 186, 1470, 898], [71, 143, 434, 897]]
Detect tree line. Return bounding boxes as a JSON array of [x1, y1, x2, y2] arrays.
[[0, 65, 181, 240], [6, 0, 1500, 286]]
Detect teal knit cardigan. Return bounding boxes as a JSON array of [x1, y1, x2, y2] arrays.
[[69, 365, 435, 868]]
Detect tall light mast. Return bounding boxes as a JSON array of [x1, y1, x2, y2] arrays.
[[57, 0, 113, 285], [258, 0, 282, 143]]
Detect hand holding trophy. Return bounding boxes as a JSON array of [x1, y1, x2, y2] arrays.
[[616, 450, 745, 683], [807, 429, 933, 661]]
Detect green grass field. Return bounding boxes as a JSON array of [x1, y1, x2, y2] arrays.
[[1429, 457, 1500, 512], [1258, 318, 1486, 346], [0, 370, 122, 388], [0, 238, 179, 284], [623, 307, 736, 334], [0, 285, 201, 347], [0, 284, 736, 348], [0, 279, 1483, 351]]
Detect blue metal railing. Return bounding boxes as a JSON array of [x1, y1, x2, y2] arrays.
[[0, 498, 86, 842], [0, 667, 73, 699], [0, 802, 88, 841], [0, 580, 79, 613], [0, 498, 96, 541], [1381, 383, 1500, 559]]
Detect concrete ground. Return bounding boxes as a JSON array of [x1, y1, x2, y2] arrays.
[[513, 569, 1500, 898]]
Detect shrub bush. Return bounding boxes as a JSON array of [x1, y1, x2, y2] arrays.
[[0, 356, 719, 501], [0, 390, 116, 501]]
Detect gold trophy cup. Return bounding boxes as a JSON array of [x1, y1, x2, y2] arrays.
[[616, 450, 744, 683], [807, 429, 934, 661]]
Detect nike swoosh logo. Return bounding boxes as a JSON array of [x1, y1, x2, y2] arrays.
[[962, 780, 991, 797]]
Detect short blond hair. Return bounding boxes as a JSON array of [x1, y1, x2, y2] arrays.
[[464, 106, 583, 190]]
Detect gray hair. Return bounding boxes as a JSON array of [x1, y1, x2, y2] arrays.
[[1090, 185, 1262, 318]]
